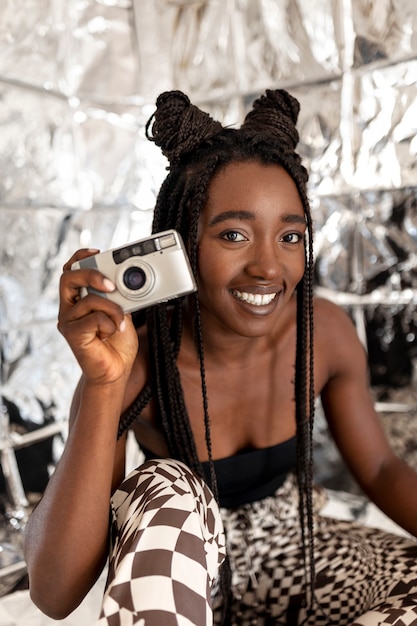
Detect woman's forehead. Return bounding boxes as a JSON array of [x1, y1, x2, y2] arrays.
[[204, 161, 304, 215]]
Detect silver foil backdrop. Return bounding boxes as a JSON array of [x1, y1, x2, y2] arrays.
[[1, 0, 417, 590]]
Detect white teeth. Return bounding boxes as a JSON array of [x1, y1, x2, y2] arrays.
[[232, 290, 277, 306]]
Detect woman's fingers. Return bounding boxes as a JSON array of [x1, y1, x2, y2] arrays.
[[60, 249, 118, 313], [58, 296, 121, 338], [56, 249, 139, 384], [59, 248, 126, 342], [62, 248, 100, 272]]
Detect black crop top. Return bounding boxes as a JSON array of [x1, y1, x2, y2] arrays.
[[141, 437, 297, 509], [202, 437, 296, 508]]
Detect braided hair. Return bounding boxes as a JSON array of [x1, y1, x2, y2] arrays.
[[118, 89, 316, 617]]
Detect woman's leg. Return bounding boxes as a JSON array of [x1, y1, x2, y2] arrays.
[[311, 519, 417, 626], [213, 474, 417, 626], [97, 459, 226, 626], [350, 564, 417, 626]]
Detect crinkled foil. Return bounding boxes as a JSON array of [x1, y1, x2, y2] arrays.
[[0, 0, 139, 100], [353, 60, 417, 190], [1, 0, 417, 594], [161, 0, 343, 100], [352, 0, 417, 67]]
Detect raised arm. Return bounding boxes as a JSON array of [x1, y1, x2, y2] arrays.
[[24, 249, 139, 619], [317, 298, 417, 538]]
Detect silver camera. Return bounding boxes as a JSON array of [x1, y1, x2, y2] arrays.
[[71, 229, 197, 313]]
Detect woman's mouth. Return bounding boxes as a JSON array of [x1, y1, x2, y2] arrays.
[[231, 289, 277, 306]]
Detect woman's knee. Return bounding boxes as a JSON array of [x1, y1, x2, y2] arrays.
[[114, 458, 215, 515], [111, 458, 226, 581]]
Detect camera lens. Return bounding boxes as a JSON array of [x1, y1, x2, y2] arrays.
[[123, 266, 147, 291]]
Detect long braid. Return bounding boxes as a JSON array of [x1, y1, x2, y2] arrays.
[[118, 89, 317, 622], [186, 159, 221, 492], [118, 382, 152, 437], [186, 158, 234, 622], [295, 240, 316, 612], [151, 304, 201, 470], [306, 210, 316, 599]]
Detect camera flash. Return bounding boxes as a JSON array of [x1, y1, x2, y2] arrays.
[[159, 233, 176, 249]]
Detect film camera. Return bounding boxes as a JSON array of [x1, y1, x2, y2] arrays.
[[71, 229, 197, 313]]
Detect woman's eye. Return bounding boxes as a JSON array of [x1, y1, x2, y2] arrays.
[[221, 231, 246, 242], [282, 232, 303, 244]]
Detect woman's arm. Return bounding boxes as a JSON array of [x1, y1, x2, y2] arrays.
[[317, 298, 417, 537], [24, 250, 139, 619]]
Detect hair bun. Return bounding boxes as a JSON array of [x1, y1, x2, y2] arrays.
[[242, 89, 300, 152], [145, 90, 223, 166]]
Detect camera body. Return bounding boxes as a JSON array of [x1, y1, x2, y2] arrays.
[[71, 229, 197, 313]]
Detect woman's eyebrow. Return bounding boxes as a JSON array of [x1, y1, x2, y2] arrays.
[[282, 213, 307, 225], [209, 210, 306, 226], [208, 210, 255, 226]]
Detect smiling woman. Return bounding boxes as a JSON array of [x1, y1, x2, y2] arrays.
[[197, 161, 306, 336], [24, 89, 417, 626]]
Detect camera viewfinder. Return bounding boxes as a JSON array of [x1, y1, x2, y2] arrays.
[[112, 232, 177, 265], [142, 239, 157, 254]]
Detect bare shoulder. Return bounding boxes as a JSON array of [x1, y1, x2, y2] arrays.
[[313, 296, 360, 340], [313, 296, 368, 378]]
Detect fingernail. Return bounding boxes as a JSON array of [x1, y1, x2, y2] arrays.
[[103, 278, 116, 291], [119, 319, 126, 333]]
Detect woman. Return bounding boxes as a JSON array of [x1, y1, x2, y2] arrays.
[[24, 90, 417, 625]]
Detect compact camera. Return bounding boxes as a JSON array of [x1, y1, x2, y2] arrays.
[[71, 229, 197, 313]]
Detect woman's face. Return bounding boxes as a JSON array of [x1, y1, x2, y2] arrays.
[[196, 160, 306, 338]]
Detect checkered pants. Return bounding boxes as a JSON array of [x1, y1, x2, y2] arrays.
[[97, 459, 226, 626], [97, 460, 417, 625], [213, 473, 417, 626]]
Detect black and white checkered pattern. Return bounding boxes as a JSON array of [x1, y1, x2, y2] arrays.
[[97, 459, 226, 626], [213, 473, 417, 625], [352, 577, 417, 626], [97, 462, 417, 625]]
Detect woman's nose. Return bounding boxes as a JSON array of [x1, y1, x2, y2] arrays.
[[245, 243, 280, 280]]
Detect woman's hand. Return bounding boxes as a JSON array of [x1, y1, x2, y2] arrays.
[[58, 249, 139, 386]]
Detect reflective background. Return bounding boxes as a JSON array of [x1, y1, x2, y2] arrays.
[[1, 0, 417, 606]]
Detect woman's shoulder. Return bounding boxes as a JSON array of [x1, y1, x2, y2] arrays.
[[313, 295, 356, 332], [312, 295, 368, 376]]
